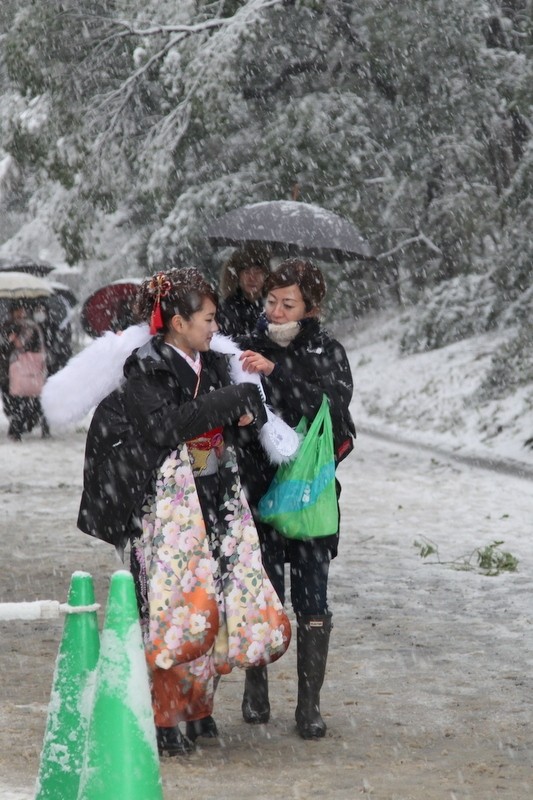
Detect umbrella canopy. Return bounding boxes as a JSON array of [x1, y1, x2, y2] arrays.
[[0, 275, 75, 331], [0, 258, 56, 277], [207, 200, 373, 262], [81, 278, 143, 337], [0, 271, 54, 299]]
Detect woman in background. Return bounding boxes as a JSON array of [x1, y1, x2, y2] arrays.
[[217, 245, 270, 337], [0, 303, 49, 440]]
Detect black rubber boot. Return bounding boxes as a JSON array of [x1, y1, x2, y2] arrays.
[[185, 715, 219, 742], [242, 665, 270, 724], [156, 725, 195, 756], [295, 614, 332, 739]]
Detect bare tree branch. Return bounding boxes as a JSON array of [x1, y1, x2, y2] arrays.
[[377, 233, 443, 260]]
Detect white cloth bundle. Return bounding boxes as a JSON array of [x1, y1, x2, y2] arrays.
[[209, 333, 301, 462]]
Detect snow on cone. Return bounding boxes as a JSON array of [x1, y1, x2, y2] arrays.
[[34, 571, 100, 800], [77, 570, 163, 800]]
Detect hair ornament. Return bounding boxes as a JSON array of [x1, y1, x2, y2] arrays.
[[148, 272, 172, 334]]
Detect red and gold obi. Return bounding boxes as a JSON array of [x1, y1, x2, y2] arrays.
[[186, 427, 224, 477]]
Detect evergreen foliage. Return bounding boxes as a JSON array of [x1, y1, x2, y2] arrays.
[[0, 0, 531, 395]]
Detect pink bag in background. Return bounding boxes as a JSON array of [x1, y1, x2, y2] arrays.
[[9, 350, 47, 397]]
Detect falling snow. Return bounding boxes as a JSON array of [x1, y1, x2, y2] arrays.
[[1, 309, 532, 800]]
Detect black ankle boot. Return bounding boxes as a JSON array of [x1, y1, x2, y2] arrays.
[[242, 665, 270, 724], [156, 724, 195, 756], [295, 614, 332, 739], [185, 715, 218, 742]]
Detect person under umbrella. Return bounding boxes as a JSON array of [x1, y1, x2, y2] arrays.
[[217, 245, 271, 337], [0, 303, 49, 440], [236, 258, 356, 740]]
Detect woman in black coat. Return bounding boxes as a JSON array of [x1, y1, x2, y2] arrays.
[[216, 245, 270, 337], [78, 268, 290, 757], [236, 258, 355, 740]]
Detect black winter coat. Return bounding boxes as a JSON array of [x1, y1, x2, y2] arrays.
[[217, 289, 264, 338], [78, 336, 266, 550], [236, 317, 355, 556]]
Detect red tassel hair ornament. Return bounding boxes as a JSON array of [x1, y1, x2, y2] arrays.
[[149, 300, 163, 335], [147, 272, 172, 334]]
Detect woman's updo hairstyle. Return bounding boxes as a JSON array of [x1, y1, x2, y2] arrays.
[[135, 267, 218, 333], [264, 258, 326, 311]]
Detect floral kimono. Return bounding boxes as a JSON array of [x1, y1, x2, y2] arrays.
[[133, 438, 291, 725]]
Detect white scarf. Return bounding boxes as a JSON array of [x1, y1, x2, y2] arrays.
[[267, 321, 300, 347]]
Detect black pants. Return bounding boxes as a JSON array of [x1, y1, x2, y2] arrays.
[[255, 521, 331, 617], [2, 390, 43, 438]]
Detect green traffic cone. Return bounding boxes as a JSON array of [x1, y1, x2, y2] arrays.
[[77, 570, 163, 800], [35, 571, 100, 800]]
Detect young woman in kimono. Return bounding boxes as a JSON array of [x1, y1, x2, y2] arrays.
[[77, 268, 291, 756]]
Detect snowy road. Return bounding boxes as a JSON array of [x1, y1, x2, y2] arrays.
[[0, 427, 532, 799]]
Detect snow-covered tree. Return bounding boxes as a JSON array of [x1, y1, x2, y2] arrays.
[[0, 0, 531, 335]]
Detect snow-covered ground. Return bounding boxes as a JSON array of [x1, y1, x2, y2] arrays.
[[338, 310, 533, 471], [1, 311, 532, 799]]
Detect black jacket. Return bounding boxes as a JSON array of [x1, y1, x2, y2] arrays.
[[236, 317, 355, 555], [78, 336, 266, 550], [217, 289, 265, 338]]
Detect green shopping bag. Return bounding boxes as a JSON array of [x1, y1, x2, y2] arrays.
[[258, 395, 339, 539]]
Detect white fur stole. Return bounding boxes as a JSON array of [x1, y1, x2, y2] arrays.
[[41, 326, 300, 463]]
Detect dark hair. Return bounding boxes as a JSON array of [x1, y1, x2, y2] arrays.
[[219, 244, 271, 299], [265, 258, 326, 311], [135, 267, 218, 332]]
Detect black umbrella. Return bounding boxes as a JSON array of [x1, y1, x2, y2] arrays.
[[207, 200, 373, 262], [0, 257, 56, 277]]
